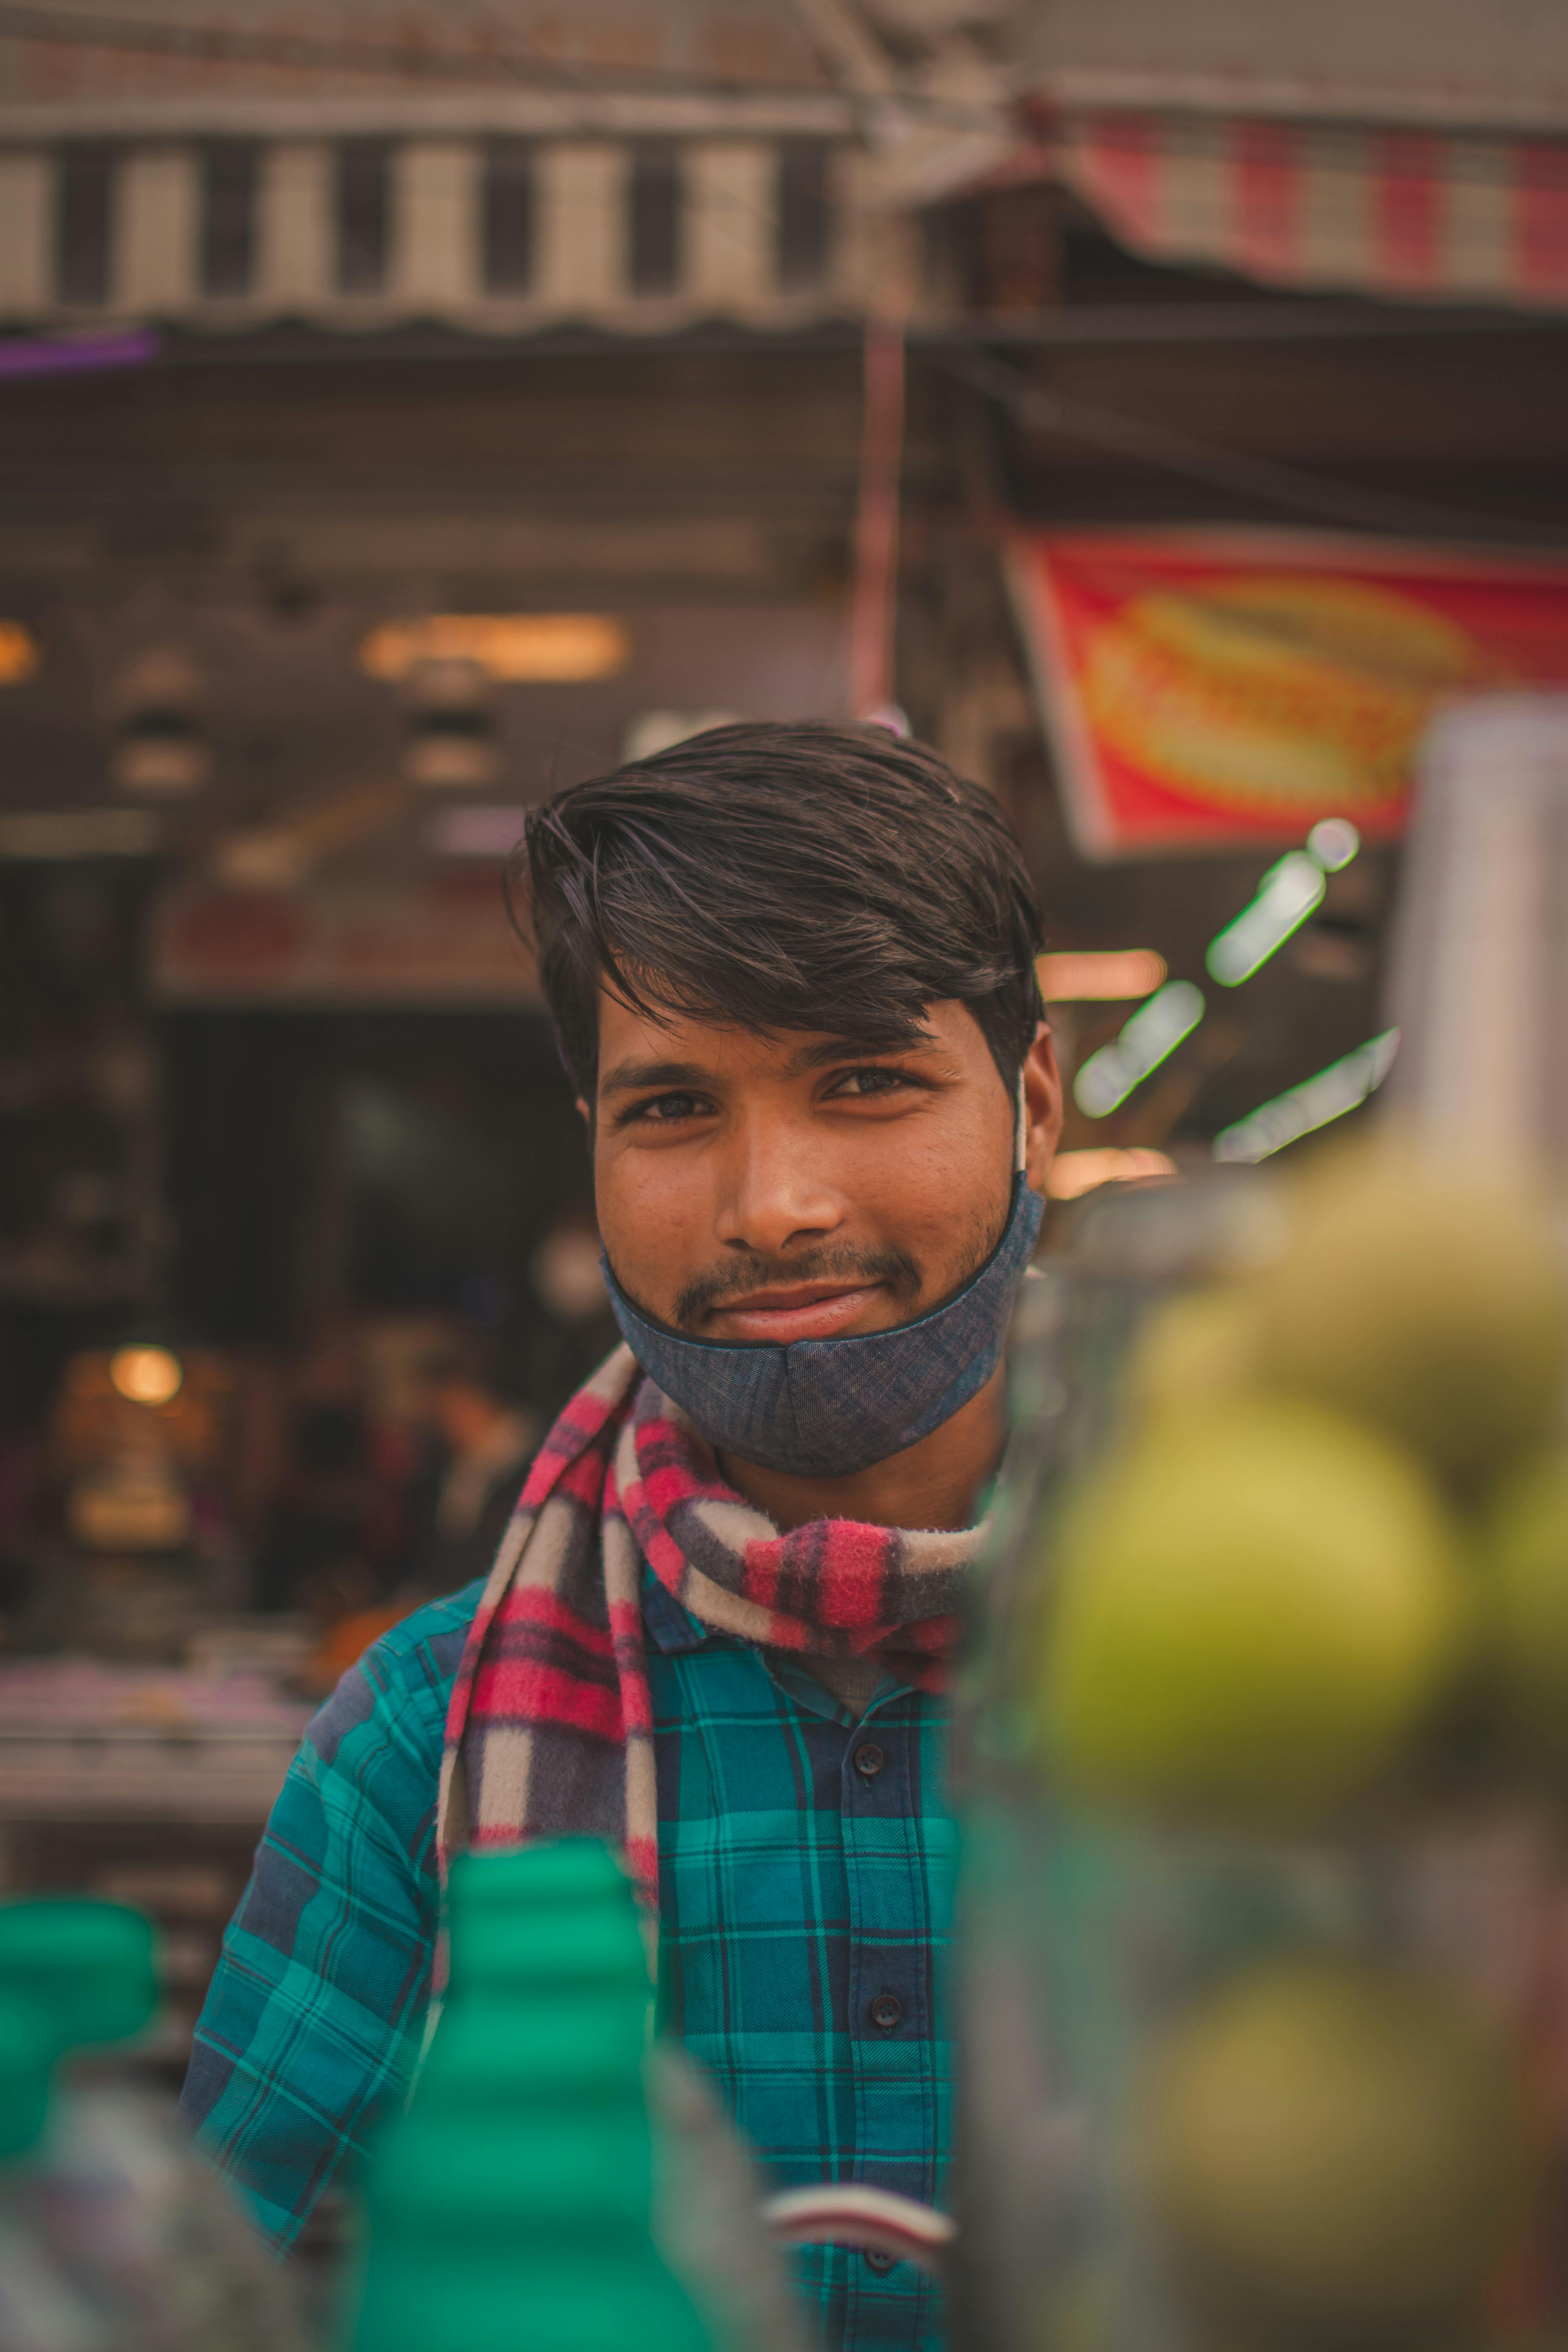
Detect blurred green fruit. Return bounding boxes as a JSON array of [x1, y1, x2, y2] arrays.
[[1484, 1451, 1568, 1768], [1129, 1285, 1260, 1423], [1252, 1149, 1567, 1485], [1042, 1399, 1466, 1817], [1140, 1960, 1533, 2349]]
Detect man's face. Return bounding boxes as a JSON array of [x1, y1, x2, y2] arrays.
[[588, 995, 1061, 1344]]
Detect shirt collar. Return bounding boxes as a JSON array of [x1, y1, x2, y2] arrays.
[[641, 1567, 714, 1655]]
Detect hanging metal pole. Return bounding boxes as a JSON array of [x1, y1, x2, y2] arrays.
[[848, 310, 907, 721]]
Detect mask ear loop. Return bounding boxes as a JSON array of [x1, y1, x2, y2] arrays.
[[1014, 1071, 1029, 1176]]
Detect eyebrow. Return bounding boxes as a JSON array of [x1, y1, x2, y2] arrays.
[[782, 1031, 932, 1074], [597, 1031, 938, 1098], [598, 1057, 716, 1098]]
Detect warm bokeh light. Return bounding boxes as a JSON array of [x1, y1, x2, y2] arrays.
[[108, 1344, 184, 1408], [1047, 1148, 1178, 1200], [1037, 949, 1167, 1002], [359, 614, 631, 684], [0, 620, 39, 684]]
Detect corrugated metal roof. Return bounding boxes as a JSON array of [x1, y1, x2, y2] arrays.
[[1019, 0, 1568, 135]]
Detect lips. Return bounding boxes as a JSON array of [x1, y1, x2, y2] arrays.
[[707, 1281, 885, 1345]]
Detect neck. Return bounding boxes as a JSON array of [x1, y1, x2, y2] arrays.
[[715, 1367, 1006, 1535]]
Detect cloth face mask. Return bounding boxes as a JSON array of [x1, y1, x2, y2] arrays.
[[600, 1087, 1043, 1478]]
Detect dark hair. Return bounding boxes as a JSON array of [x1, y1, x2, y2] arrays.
[[514, 722, 1044, 1098]]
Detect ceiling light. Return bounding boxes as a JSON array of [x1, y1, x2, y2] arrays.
[[1073, 980, 1206, 1118], [0, 621, 38, 684], [1206, 852, 1325, 987], [1047, 1148, 1177, 1200], [1213, 1030, 1400, 1163], [1037, 949, 1167, 1003], [112, 709, 212, 798], [361, 614, 631, 684], [1307, 817, 1360, 872], [403, 707, 499, 790], [109, 1343, 183, 1407]]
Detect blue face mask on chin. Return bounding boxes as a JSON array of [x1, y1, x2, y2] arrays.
[[600, 1160, 1044, 1481]]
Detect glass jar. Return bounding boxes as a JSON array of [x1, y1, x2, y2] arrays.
[[951, 1169, 1566, 2352]]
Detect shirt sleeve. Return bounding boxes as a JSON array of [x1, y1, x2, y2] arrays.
[[179, 1601, 468, 2249]]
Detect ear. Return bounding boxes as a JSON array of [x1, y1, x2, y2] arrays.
[[1022, 1022, 1063, 1197], [575, 1096, 592, 1127]]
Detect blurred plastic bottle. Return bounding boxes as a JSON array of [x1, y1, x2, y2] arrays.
[[349, 1839, 802, 2352], [647, 2038, 808, 2352], [0, 1896, 307, 2352], [0, 1989, 105, 2352]]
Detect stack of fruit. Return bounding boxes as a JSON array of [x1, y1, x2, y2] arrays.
[[1031, 1142, 1568, 2352]]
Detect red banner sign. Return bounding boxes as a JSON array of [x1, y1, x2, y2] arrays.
[[149, 874, 539, 1005], [1007, 530, 1568, 857]]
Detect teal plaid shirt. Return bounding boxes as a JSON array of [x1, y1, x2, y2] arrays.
[[182, 1572, 957, 2352]]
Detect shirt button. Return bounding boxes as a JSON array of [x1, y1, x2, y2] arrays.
[[853, 1741, 885, 1780], [864, 2247, 897, 2274], [869, 1991, 903, 2032]]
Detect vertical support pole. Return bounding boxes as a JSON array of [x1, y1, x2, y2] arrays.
[[848, 310, 906, 722]]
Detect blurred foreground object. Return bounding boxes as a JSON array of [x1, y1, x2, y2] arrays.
[[0, 1895, 305, 2352], [1248, 1147, 1566, 1485], [1140, 1959, 1531, 2352], [1388, 693, 1568, 1172], [953, 1159, 1568, 2352], [348, 1840, 797, 2352], [1042, 1388, 1467, 1818]]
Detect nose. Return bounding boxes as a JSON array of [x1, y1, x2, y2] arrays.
[[714, 1111, 847, 1258]]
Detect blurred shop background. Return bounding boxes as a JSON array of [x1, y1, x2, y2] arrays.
[[3, 0, 1568, 2080]]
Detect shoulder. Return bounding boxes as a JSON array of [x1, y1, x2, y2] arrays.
[[367, 1579, 488, 1685], [305, 1578, 487, 1780]]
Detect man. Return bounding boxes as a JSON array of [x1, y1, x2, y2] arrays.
[[183, 722, 1061, 2352]]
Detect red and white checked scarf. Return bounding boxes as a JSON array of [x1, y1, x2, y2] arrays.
[[437, 1345, 984, 1908]]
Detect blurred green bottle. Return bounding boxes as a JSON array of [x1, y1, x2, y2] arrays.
[[0, 1893, 307, 2352], [350, 1838, 714, 2352], [0, 1898, 160, 2058], [0, 1991, 52, 2167]]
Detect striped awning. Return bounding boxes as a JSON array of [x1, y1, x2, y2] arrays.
[[0, 127, 911, 336], [1058, 114, 1568, 309]]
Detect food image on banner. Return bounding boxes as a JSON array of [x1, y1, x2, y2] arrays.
[[1007, 531, 1568, 857]]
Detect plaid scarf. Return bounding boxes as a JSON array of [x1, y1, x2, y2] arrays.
[[437, 1345, 985, 1908]]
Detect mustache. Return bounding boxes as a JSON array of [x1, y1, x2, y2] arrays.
[[671, 1242, 922, 1332]]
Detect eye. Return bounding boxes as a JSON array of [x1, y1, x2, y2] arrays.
[[824, 1064, 922, 1101], [619, 1090, 712, 1127]]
